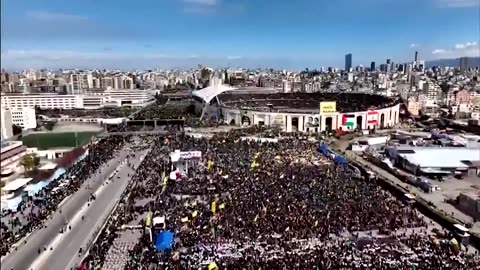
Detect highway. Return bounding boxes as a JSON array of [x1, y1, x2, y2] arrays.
[[1, 143, 147, 270]]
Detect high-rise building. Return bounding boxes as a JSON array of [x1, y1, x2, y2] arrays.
[[414, 51, 419, 62], [380, 64, 387, 72], [370, 62, 376, 71], [459, 57, 469, 71], [385, 59, 391, 72], [345, 54, 352, 71], [69, 73, 93, 94]]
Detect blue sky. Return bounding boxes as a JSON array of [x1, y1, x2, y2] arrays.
[[1, 0, 479, 70]]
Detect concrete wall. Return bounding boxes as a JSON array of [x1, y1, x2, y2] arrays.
[[457, 193, 480, 221]]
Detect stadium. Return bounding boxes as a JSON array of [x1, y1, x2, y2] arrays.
[[193, 81, 402, 132]]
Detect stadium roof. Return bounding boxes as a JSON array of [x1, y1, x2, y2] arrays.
[[3, 177, 33, 191], [193, 84, 236, 104]]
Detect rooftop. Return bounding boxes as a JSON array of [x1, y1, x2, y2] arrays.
[[38, 163, 58, 170], [3, 177, 33, 191], [397, 147, 480, 169]]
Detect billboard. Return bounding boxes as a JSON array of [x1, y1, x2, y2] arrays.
[[319, 101, 337, 114]]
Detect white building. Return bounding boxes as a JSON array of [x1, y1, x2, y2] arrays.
[[112, 75, 134, 90], [1, 109, 13, 140], [1, 90, 155, 110], [10, 107, 37, 130], [1, 94, 83, 110], [282, 80, 292, 93]]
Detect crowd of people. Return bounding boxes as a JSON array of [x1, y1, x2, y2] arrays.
[[218, 92, 400, 113], [77, 127, 480, 270], [131, 100, 219, 128], [0, 135, 127, 257]]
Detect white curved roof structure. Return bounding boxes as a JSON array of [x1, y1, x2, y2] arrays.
[[193, 84, 236, 104]]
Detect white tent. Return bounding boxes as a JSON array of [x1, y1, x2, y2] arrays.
[[193, 84, 236, 104], [152, 216, 166, 229]]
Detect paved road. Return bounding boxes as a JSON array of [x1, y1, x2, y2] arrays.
[[1, 145, 138, 270], [38, 147, 149, 270]]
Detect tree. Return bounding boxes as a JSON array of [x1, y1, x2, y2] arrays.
[[32, 154, 40, 166], [44, 121, 56, 131], [12, 124, 23, 136], [20, 154, 35, 172]]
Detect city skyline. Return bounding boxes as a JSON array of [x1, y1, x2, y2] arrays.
[[1, 0, 479, 70]]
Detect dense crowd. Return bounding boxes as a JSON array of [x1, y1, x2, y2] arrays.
[[79, 128, 480, 270], [218, 92, 400, 112], [0, 135, 127, 257], [132, 102, 218, 128]]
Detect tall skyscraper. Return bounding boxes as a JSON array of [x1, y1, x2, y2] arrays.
[[459, 57, 469, 71], [345, 54, 352, 71], [370, 62, 375, 71], [386, 59, 391, 72], [414, 51, 419, 62]]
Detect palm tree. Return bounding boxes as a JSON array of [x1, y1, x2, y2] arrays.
[[20, 154, 35, 172]]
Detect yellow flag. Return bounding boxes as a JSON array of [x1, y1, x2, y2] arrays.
[[192, 210, 198, 218], [181, 217, 189, 223], [219, 203, 225, 210], [145, 213, 152, 227], [254, 214, 259, 223], [211, 201, 217, 214], [208, 262, 218, 270], [207, 160, 213, 170], [162, 176, 168, 186]]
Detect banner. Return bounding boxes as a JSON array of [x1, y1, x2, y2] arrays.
[[274, 114, 284, 126], [179, 151, 202, 159], [319, 101, 337, 114]]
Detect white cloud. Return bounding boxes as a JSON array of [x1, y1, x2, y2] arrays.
[[436, 0, 480, 7], [25, 10, 88, 21], [183, 0, 218, 6], [431, 41, 480, 58], [432, 49, 448, 55], [227, 56, 243, 60], [410, 43, 419, 48]]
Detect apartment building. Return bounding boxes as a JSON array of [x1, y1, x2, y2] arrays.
[[9, 107, 37, 129], [104, 75, 135, 90], [1, 109, 13, 139], [69, 73, 93, 94]]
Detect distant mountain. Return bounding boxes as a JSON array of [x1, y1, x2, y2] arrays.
[[426, 57, 480, 68]]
